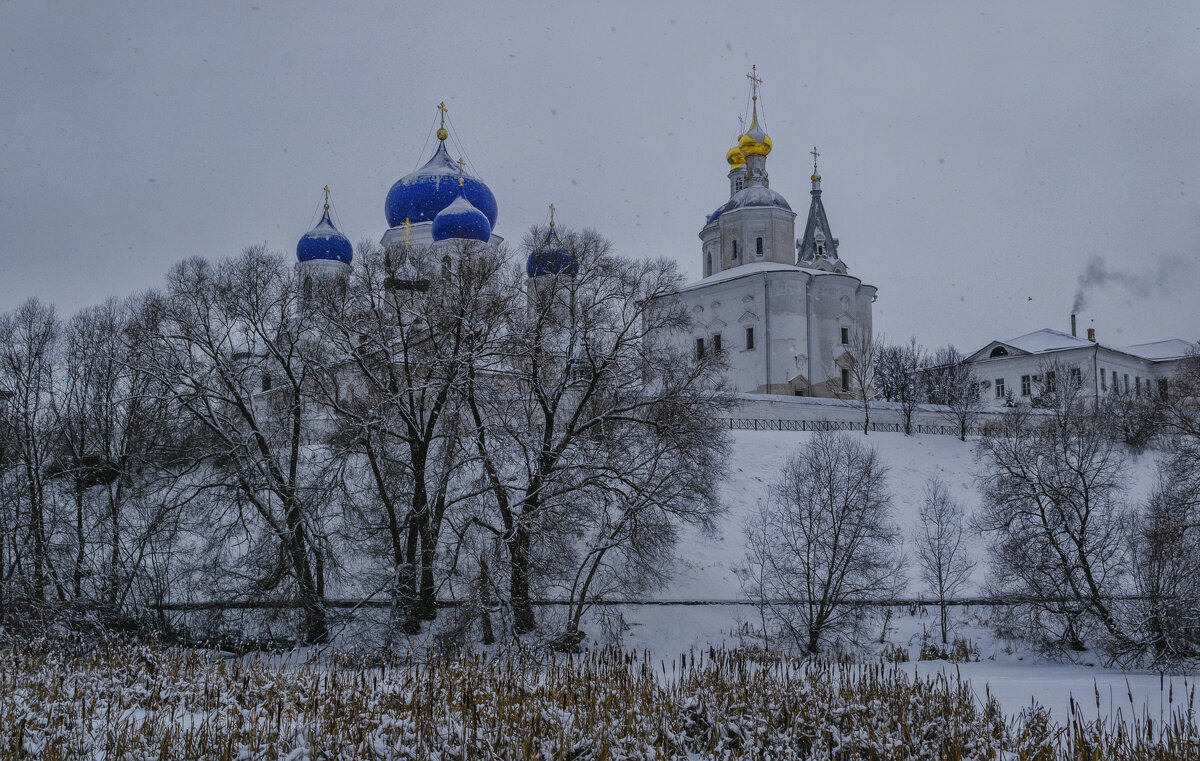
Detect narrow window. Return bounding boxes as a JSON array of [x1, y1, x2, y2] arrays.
[[756, 237, 764, 257], [1045, 370, 1056, 393], [1100, 368, 1106, 390], [732, 240, 738, 260], [745, 326, 755, 350], [1070, 367, 1081, 388], [695, 337, 705, 358], [442, 255, 452, 278], [841, 368, 851, 392], [1124, 374, 1129, 393], [1135, 377, 1141, 396], [840, 327, 849, 345], [994, 378, 1005, 399], [1021, 374, 1031, 396], [713, 334, 722, 354], [1158, 378, 1168, 398], [704, 253, 711, 277]]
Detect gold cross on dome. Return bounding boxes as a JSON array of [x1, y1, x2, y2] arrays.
[[746, 65, 762, 100], [810, 146, 819, 172], [457, 158, 466, 186], [437, 101, 447, 126], [403, 218, 412, 247], [322, 185, 330, 211], [549, 203, 556, 228]]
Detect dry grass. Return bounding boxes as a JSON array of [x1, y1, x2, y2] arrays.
[[1, 639, 1196, 759]]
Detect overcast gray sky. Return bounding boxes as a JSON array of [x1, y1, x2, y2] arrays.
[[2, 1, 1197, 349]]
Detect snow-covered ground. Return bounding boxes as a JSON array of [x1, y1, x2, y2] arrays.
[[600, 429, 1180, 722]]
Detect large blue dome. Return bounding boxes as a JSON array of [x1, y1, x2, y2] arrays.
[[297, 209, 353, 263], [526, 228, 577, 277], [431, 190, 492, 242], [385, 141, 498, 229]]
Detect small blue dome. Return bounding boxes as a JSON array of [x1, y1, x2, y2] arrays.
[[707, 205, 725, 225], [526, 228, 577, 277], [297, 209, 353, 263], [385, 141, 498, 229], [431, 189, 492, 242]]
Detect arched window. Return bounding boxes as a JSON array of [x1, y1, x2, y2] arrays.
[[989, 346, 1009, 358], [756, 237, 764, 257]]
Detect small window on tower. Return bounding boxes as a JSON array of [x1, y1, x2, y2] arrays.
[[840, 327, 850, 345], [695, 338, 705, 358], [735, 178, 744, 192], [705, 254, 712, 277], [732, 240, 738, 260], [756, 237, 764, 257], [713, 334, 722, 354], [745, 326, 755, 350], [841, 368, 851, 392]]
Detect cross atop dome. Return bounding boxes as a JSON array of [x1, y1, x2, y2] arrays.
[[746, 65, 763, 101], [437, 102, 448, 141]]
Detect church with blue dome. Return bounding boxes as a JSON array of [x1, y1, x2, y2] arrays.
[[291, 80, 878, 400], [295, 103, 514, 289]]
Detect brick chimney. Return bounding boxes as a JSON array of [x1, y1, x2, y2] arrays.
[[1087, 328, 1096, 342]]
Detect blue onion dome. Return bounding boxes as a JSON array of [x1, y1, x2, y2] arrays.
[[526, 226, 577, 278], [707, 205, 725, 225], [297, 208, 353, 263], [385, 140, 498, 229], [431, 185, 492, 242]]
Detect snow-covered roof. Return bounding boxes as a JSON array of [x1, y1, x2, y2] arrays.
[[971, 328, 1195, 364], [677, 261, 859, 293], [1118, 339, 1196, 361], [1005, 328, 1092, 353]]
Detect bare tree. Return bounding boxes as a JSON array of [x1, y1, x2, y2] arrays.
[[0, 299, 61, 603], [975, 403, 1134, 659], [845, 327, 877, 435], [913, 476, 974, 644], [48, 298, 197, 613], [316, 238, 504, 634], [466, 227, 729, 636], [143, 248, 335, 644], [874, 336, 926, 435], [926, 345, 983, 441], [1129, 465, 1200, 667], [743, 431, 902, 654]]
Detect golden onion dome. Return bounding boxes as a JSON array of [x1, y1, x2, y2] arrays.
[[726, 144, 746, 168], [738, 107, 772, 157], [738, 127, 772, 157]]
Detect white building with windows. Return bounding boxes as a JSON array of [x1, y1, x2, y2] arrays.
[[661, 74, 877, 397], [964, 327, 1195, 406]]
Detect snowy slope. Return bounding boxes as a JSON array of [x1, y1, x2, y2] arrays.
[[605, 429, 1176, 721], [662, 428, 1159, 603]]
